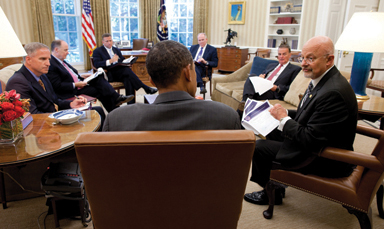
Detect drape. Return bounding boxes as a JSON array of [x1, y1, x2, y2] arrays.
[[193, 0, 209, 45], [140, 0, 158, 44], [30, 0, 55, 48]]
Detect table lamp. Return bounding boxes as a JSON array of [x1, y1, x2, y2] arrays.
[[0, 6, 27, 70], [335, 12, 384, 100]]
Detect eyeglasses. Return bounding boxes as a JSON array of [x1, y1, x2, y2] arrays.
[[298, 54, 330, 64]]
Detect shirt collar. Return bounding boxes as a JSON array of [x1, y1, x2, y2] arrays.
[[311, 65, 335, 88], [25, 66, 41, 82]]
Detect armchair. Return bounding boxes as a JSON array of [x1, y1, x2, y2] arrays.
[[366, 68, 384, 97], [263, 124, 384, 229], [74, 130, 255, 229]]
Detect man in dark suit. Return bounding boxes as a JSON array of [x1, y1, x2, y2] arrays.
[[6, 42, 105, 126], [92, 33, 157, 103], [103, 40, 240, 131], [189, 33, 218, 94], [47, 40, 133, 112], [241, 44, 301, 102], [244, 36, 358, 205]]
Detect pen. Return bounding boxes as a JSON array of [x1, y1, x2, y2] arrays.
[[75, 95, 85, 104]]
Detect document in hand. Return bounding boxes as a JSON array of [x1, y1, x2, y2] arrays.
[[249, 77, 273, 95], [241, 99, 279, 136], [83, 68, 104, 83]]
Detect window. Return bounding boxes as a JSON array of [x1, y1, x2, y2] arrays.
[[110, 0, 139, 44], [51, 0, 83, 63], [166, 0, 194, 47]]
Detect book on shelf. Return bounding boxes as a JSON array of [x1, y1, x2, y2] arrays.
[[241, 99, 279, 137], [293, 5, 302, 12], [270, 6, 280, 14], [292, 40, 298, 50], [267, 39, 276, 48], [276, 17, 293, 24]]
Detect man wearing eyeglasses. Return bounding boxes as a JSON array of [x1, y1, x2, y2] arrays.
[[244, 36, 357, 206], [239, 44, 301, 114]]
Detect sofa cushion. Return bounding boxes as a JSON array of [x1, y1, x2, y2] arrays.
[[284, 71, 311, 107], [216, 81, 245, 97], [250, 56, 278, 76]]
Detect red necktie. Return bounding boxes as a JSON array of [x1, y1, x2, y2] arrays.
[[63, 62, 79, 83], [266, 64, 282, 81]]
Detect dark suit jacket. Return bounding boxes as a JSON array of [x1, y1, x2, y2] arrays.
[[244, 62, 301, 100], [6, 65, 71, 114], [189, 44, 218, 79], [276, 66, 358, 167], [103, 91, 241, 131], [46, 55, 84, 99], [92, 46, 125, 81]]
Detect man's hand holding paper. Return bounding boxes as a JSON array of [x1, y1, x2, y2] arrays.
[[249, 77, 274, 96]]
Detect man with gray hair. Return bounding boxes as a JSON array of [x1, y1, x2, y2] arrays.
[[6, 42, 86, 114], [189, 33, 218, 94], [103, 40, 239, 131]]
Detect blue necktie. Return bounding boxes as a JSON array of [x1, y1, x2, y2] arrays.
[[301, 82, 313, 107], [195, 48, 203, 61]]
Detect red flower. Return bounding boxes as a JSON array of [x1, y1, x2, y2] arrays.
[[13, 100, 23, 107], [14, 106, 25, 118], [0, 102, 14, 111], [3, 110, 17, 122], [0, 114, 3, 125]]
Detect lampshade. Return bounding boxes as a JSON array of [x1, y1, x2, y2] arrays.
[[0, 6, 26, 58], [335, 12, 384, 53]]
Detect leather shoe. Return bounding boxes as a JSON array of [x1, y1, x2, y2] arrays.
[[200, 86, 207, 94], [244, 189, 283, 205], [144, 87, 158, 94], [115, 94, 134, 106]]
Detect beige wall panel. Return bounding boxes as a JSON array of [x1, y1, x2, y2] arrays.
[[0, 0, 34, 44], [208, 0, 268, 47], [299, 0, 319, 49]]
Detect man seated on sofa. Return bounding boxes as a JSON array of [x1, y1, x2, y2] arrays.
[[243, 36, 357, 206], [103, 40, 240, 131], [189, 33, 218, 94], [47, 40, 134, 113], [239, 44, 301, 113], [6, 42, 105, 126]]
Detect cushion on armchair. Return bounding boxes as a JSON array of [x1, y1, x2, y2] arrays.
[[249, 56, 278, 76]]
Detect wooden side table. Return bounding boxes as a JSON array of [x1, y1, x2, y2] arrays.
[[217, 47, 248, 72], [358, 95, 384, 129]]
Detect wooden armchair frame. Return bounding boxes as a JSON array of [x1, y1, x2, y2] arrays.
[[263, 124, 384, 229], [367, 68, 384, 97]]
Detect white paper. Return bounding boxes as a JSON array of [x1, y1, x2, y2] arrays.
[[249, 77, 273, 95], [241, 99, 279, 136], [77, 102, 90, 111]]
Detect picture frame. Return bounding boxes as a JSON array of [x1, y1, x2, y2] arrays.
[[228, 1, 246, 25], [147, 41, 154, 49]]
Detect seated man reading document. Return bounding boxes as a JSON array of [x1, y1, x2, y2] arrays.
[[6, 42, 105, 126], [103, 40, 240, 131], [239, 44, 301, 115]]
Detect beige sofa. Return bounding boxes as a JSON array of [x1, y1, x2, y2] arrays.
[[211, 59, 351, 110], [0, 63, 23, 84]]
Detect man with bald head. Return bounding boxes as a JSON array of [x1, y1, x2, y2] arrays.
[[244, 36, 358, 206]]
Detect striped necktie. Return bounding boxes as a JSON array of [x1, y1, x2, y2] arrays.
[[39, 79, 58, 111], [266, 64, 282, 81], [62, 62, 79, 83], [300, 82, 314, 107]]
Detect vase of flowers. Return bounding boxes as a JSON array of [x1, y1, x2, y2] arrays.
[[0, 90, 30, 144]]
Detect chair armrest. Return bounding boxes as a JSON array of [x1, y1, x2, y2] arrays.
[[319, 147, 384, 172], [212, 61, 253, 92], [370, 68, 384, 79]]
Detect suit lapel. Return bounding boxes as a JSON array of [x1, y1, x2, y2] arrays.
[[20, 66, 55, 104], [202, 45, 210, 60], [295, 66, 337, 118], [52, 56, 74, 82]]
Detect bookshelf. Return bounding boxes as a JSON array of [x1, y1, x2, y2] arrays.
[[266, 0, 303, 50]]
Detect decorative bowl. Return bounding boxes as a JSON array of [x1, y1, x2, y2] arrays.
[[49, 109, 84, 125]]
